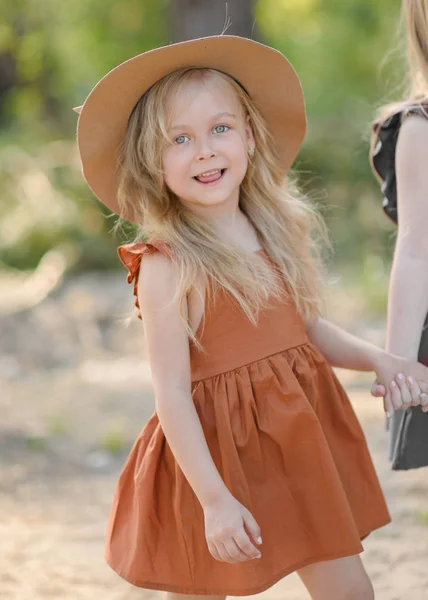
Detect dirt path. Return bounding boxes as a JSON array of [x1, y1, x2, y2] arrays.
[[1, 272, 427, 599]]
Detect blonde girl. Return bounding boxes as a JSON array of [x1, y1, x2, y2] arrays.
[[75, 36, 428, 600]]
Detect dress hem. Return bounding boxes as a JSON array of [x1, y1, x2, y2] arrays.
[[105, 517, 390, 596]]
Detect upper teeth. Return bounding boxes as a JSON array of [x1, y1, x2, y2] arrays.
[[198, 169, 221, 177]]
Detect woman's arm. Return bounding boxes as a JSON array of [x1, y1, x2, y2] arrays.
[[385, 115, 428, 359], [138, 251, 229, 508]]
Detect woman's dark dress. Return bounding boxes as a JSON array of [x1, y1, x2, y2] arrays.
[[371, 102, 428, 470]]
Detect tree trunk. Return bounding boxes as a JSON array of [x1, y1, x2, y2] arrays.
[[170, 0, 259, 42]]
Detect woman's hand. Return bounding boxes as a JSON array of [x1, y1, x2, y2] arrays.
[[371, 352, 428, 417], [203, 494, 262, 563]]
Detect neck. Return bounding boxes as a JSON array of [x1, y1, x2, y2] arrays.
[[210, 207, 260, 251], [183, 192, 259, 249], [210, 206, 245, 234], [187, 193, 245, 238]]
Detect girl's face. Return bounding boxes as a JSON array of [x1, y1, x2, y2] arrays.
[[162, 76, 254, 213]]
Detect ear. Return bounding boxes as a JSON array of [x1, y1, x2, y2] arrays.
[[73, 105, 83, 114], [245, 115, 255, 150]]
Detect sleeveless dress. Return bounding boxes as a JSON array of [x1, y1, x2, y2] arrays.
[[105, 241, 390, 596], [371, 102, 428, 471]]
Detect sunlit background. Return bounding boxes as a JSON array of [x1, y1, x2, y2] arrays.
[[1, 0, 403, 276]]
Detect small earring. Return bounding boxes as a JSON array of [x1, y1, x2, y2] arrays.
[[248, 146, 255, 159]]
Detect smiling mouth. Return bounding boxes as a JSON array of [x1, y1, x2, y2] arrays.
[[193, 169, 226, 184]]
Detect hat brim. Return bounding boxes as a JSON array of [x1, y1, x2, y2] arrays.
[[76, 35, 306, 223]]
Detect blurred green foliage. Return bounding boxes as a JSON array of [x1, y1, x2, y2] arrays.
[[0, 0, 404, 279], [256, 0, 404, 269]]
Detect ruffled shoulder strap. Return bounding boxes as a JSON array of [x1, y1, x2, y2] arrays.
[[370, 102, 428, 224], [117, 241, 171, 319]]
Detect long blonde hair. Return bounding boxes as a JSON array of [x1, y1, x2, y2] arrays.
[[373, 0, 428, 133], [116, 67, 328, 341]]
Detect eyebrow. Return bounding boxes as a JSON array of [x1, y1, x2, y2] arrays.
[[168, 112, 237, 131]]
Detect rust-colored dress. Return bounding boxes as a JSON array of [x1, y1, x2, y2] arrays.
[[106, 241, 391, 596]]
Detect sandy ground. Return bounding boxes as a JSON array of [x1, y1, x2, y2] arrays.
[[1, 271, 428, 600]]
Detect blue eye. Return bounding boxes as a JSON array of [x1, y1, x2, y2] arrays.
[[213, 125, 229, 134], [174, 135, 189, 145]]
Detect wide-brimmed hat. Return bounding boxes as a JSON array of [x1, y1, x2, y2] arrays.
[[75, 35, 306, 223]]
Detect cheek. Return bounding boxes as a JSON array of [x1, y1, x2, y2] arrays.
[[226, 134, 248, 167], [230, 144, 249, 176], [162, 149, 188, 188]]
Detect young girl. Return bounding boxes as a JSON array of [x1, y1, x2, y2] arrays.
[[370, 0, 428, 471], [75, 36, 428, 600]]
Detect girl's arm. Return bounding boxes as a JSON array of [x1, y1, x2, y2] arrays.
[[306, 317, 428, 416], [138, 251, 261, 563], [384, 115, 428, 360], [138, 251, 228, 507], [306, 317, 383, 372]]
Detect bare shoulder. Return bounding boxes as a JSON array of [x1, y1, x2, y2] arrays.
[[137, 250, 179, 306], [397, 113, 428, 158], [396, 114, 428, 183], [136, 250, 190, 392], [396, 113, 428, 227]]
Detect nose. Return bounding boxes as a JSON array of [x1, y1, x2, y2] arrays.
[[195, 138, 216, 161]]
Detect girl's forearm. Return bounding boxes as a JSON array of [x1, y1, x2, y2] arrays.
[[385, 248, 428, 360], [306, 317, 384, 372], [155, 390, 230, 508]]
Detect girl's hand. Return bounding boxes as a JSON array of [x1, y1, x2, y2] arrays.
[[203, 494, 262, 563], [372, 353, 428, 417]]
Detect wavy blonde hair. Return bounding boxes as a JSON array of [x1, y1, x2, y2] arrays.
[[116, 67, 328, 341], [372, 0, 428, 139]]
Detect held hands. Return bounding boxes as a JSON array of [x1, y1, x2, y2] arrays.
[[203, 494, 262, 563], [371, 352, 428, 417]]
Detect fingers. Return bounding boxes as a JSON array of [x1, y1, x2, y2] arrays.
[[389, 380, 404, 410], [383, 391, 394, 419], [387, 374, 428, 414], [371, 381, 386, 397], [375, 358, 428, 416], [207, 509, 263, 564], [371, 377, 394, 418], [395, 373, 413, 409], [405, 375, 422, 407], [242, 508, 262, 546], [420, 392, 428, 412], [208, 531, 261, 563], [234, 530, 262, 560], [396, 372, 428, 411], [222, 539, 253, 563], [215, 541, 240, 563], [208, 539, 235, 563], [374, 375, 417, 417], [417, 381, 428, 410]]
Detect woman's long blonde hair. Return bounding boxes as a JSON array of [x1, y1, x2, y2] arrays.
[[116, 67, 328, 342], [373, 0, 428, 132]]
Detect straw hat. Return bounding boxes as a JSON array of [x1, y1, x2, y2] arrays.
[[75, 35, 306, 223]]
